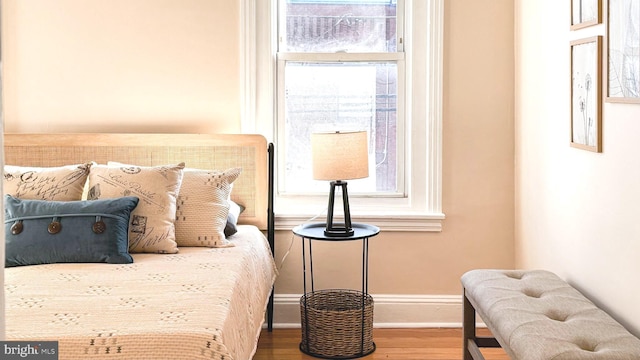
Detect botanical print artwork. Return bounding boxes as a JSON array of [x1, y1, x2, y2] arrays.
[[573, 0, 599, 25], [608, 0, 640, 100], [572, 39, 598, 148]]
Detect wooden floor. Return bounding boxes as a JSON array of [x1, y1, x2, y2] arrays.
[[254, 328, 509, 360]]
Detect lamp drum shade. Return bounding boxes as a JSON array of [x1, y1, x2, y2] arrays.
[[311, 131, 369, 181]]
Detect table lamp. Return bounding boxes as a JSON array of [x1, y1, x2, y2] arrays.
[[311, 131, 369, 237]]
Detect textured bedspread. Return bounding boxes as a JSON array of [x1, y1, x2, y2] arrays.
[[4, 225, 277, 360]]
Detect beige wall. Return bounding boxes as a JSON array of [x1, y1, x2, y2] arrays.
[[2, 0, 515, 323], [515, 1, 640, 336], [2, 0, 241, 133]]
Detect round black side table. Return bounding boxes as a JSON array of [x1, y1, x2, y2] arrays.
[[293, 222, 380, 359]]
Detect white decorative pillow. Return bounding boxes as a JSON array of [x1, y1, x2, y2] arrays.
[[4, 163, 92, 201], [174, 167, 242, 247], [89, 162, 185, 254]]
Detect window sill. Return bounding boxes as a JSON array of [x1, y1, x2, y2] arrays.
[[275, 212, 445, 232]]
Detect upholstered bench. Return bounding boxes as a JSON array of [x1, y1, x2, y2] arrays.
[[461, 269, 640, 360]]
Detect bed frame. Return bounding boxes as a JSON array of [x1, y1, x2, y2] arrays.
[[3, 133, 276, 331]]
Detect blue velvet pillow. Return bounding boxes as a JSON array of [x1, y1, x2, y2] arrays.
[[4, 195, 139, 267]]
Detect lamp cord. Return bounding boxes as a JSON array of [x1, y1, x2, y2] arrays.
[[277, 206, 326, 270]]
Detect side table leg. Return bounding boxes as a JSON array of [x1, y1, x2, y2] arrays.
[[301, 238, 309, 353]]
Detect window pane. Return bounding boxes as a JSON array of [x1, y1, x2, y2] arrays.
[[283, 0, 397, 52], [283, 62, 398, 194]]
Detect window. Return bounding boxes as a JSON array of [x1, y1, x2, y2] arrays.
[[244, 0, 444, 231], [278, 0, 402, 195]]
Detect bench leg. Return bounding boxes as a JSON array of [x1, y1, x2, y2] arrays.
[[463, 288, 502, 360], [463, 288, 482, 360]]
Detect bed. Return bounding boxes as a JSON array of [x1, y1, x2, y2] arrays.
[[3, 133, 277, 360]]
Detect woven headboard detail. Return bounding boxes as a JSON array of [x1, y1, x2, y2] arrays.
[[3, 133, 268, 229]]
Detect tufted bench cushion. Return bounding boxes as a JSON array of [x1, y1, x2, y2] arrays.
[[461, 269, 640, 360]]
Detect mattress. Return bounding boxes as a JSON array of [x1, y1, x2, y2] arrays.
[[4, 225, 277, 360]]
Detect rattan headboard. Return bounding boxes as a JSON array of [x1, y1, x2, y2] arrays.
[[3, 133, 269, 229]]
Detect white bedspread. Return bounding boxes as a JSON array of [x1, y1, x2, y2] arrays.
[[5, 225, 277, 360]]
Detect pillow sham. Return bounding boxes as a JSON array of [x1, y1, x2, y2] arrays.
[[174, 167, 242, 247], [89, 162, 184, 254], [224, 200, 245, 237], [4, 195, 139, 267], [4, 163, 92, 201]]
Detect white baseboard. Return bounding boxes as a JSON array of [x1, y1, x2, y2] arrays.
[[272, 293, 464, 329]]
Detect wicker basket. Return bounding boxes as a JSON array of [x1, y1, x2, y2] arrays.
[[300, 289, 375, 359]]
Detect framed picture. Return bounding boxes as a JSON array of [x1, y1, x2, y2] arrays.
[[606, 0, 640, 103], [570, 36, 602, 152], [571, 0, 602, 29]]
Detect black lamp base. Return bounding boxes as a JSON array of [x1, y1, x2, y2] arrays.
[[324, 180, 354, 237], [324, 226, 354, 237]]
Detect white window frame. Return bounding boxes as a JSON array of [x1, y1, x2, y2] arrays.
[[241, 0, 444, 231], [276, 13, 407, 198]]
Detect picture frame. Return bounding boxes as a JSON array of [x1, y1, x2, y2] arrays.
[[571, 0, 602, 30], [606, 0, 640, 103], [570, 36, 602, 152]]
